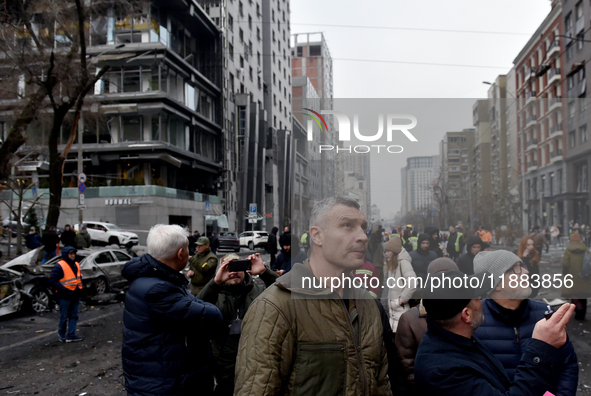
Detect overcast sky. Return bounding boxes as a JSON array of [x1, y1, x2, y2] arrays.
[[290, 0, 553, 219]]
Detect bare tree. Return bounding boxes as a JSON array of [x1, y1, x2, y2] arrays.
[[0, 0, 141, 227]]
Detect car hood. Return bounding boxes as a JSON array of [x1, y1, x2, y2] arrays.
[[1, 247, 44, 271], [116, 231, 138, 238]]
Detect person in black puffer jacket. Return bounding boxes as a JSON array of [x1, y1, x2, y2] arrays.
[[197, 253, 278, 396], [473, 250, 579, 396], [121, 224, 223, 396], [456, 235, 488, 275], [423, 226, 443, 258], [408, 233, 438, 282], [60, 224, 76, 248]]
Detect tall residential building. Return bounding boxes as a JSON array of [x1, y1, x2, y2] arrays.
[[485, 73, 521, 228], [199, 0, 291, 232], [401, 156, 439, 217], [472, 99, 492, 227], [343, 152, 371, 220], [562, 0, 591, 228], [439, 130, 475, 228], [291, 32, 338, 198], [513, 0, 566, 232], [0, 0, 226, 241]]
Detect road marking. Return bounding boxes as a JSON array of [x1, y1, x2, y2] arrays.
[[0, 308, 121, 352]]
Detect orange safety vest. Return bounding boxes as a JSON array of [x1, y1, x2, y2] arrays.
[[58, 260, 83, 291]]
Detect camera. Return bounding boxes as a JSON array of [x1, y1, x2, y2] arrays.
[[228, 259, 252, 272]]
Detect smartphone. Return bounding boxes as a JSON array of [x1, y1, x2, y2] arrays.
[[228, 259, 251, 272]]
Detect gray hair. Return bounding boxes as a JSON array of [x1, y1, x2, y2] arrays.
[[147, 224, 189, 261], [309, 196, 360, 230]]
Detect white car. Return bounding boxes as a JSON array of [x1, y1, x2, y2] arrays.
[[238, 231, 269, 250], [75, 221, 139, 247]]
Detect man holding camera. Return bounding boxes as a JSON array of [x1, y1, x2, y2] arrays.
[[198, 253, 278, 396]]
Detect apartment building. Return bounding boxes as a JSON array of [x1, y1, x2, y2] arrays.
[[514, 0, 567, 232], [563, 0, 591, 228]]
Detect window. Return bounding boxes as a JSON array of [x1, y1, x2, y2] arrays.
[[239, 28, 243, 42], [122, 116, 142, 142], [297, 46, 302, 57], [570, 130, 577, 147], [229, 43, 234, 60], [577, 32, 584, 50], [239, 1, 243, 17], [576, 163, 589, 192], [95, 252, 114, 264], [113, 251, 131, 262], [310, 45, 321, 56], [248, 15, 252, 29], [581, 124, 589, 142], [228, 14, 233, 31]]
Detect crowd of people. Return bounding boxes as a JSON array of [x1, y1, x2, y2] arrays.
[[99, 196, 588, 396]]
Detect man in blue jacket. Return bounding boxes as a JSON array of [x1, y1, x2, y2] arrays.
[[415, 270, 576, 396], [121, 224, 223, 396], [473, 250, 579, 396]]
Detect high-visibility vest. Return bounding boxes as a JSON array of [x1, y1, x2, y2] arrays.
[[300, 232, 309, 245], [454, 232, 464, 252], [409, 236, 418, 250], [57, 260, 82, 291]]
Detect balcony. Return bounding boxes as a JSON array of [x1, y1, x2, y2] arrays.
[[526, 138, 538, 150], [549, 97, 562, 112], [526, 91, 537, 105], [547, 68, 561, 86], [550, 122, 563, 138], [547, 39, 561, 59], [576, 17, 585, 34], [565, 29, 573, 46], [526, 114, 537, 129], [527, 160, 538, 171], [550, 149, 563, 162]]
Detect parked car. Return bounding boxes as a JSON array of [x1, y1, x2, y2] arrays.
[[41, 247, 133, 295], [218, 232, 240, 252], [74, 221, 139, 247], [1, 248, 54, 314], [238, 231, 269, 250]]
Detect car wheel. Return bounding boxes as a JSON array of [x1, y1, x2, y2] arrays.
[[108, 236, 120, 246], [30, 286, 51, 313], [93, 276, 109, 295], [248, 241, 254, 250]]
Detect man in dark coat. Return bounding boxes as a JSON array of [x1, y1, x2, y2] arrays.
[[530, 225, 550, 260], [121, 225, 223, 396], [266, 227, 279, 269], [473, 250, 579, 396], [415, 270, 577, 396], [408, 233, 438, 281], [209, 232, 220, 255], [271, 235, 306, 275], [198, 253, 278, 396], [188, 230, 200, 255], [60, 224, 76, 248], [41, 226, 60, 264], [24, 226, 43, 250], [279, 226, 291, 247], [424, 226, 443, 258], [49, 246, 84, 342], [456, 235, 487, 275]]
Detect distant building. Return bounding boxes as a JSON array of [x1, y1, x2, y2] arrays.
[[401, 155, 439, 216]]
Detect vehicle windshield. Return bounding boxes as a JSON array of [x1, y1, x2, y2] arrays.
[[105, 224, 121, 230], [220, 232, 236, 237]]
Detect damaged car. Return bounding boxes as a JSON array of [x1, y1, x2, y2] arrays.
[[0, 249, 55, 316]]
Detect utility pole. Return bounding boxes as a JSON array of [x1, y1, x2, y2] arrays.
[[77, 116, 85, 227]]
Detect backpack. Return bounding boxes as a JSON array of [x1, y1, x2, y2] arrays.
[[581, 250, 591, 279]]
